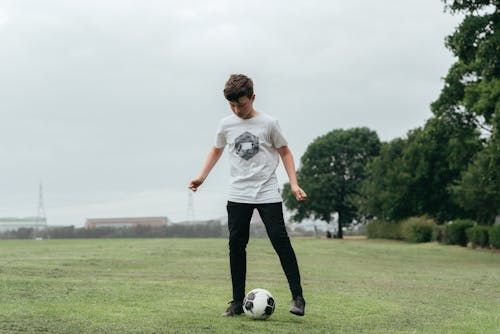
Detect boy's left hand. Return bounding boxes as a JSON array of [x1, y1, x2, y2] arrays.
[[292, 186, 307, 201]]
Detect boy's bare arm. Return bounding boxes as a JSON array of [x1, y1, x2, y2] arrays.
[[188, 146, 224, 192], [277, 146, 307, 201]]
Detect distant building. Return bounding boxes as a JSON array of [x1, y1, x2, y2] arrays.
[[174, 218, 223, 226], [0, 217, 47, 232], [85, 216, 170, 229]]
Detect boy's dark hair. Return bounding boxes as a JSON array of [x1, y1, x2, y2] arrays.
[[223, 74, 254, 101]]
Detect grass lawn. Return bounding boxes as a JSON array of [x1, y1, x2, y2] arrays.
[[0, 238, 499, 333]]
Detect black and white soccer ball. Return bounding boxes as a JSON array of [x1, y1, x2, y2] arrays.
[[243, 288, 275, 320]]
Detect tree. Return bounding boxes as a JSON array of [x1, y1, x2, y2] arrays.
[[361, 117, 481, 223], [360, 138, 413, 221], [451, 112, 500, 224], [283, 128, 380, 238], [403, 118, 481, 222], [433, 0, 500, 224], [432, 1, 499, 133]]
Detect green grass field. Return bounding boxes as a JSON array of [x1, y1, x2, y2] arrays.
[[0, 238, 499, 333]]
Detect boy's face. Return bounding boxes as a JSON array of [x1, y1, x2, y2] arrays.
[[229, 94, 256, 119]]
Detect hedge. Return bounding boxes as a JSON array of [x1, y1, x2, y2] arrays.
[[444, 220, 475, 247], [490, 225, 500, 249], [400, 217, 437, 243], [366, 220, 402, 240], [466, 226, 490, 248]]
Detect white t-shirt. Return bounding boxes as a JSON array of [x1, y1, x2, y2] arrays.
[[215, 112, 288, 203]]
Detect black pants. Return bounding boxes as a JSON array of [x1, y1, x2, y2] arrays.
[[226, 201, 303, 301]]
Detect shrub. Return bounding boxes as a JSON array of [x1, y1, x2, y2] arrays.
[[490, 225, 500, 249], [366, 220, 402, 240], [445, 220, 475, 246], [466, 226, 490, 248], [401, 217, 437, 243]]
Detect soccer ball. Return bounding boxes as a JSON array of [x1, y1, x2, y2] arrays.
[[243, 288, 275, 320]]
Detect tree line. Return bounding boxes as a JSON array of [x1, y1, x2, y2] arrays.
[[283, 0, 499, 237], [0, 222, 227, 239], [0, 221, 313, 239]]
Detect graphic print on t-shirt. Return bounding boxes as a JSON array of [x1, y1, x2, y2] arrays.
[[235, 131, 259, 160]]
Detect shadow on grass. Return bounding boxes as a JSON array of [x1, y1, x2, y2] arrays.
[[237, 315, 306, 324]]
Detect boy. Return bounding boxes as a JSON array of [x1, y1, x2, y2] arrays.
[[188, 74, 307, 316]]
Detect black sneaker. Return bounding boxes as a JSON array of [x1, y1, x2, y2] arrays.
[[221, 300, 244, 317], [289, 296, 306, 316]]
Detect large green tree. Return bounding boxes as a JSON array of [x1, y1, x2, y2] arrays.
[[283, 128, 380, 238], [451, 112, 500, 224], [361, 117, 481, 223], [433, 0, 500, 224], [432, 0, 499, 132], [360, 138, 412, 222]]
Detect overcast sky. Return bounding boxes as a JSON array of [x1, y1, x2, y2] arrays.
[[0, 0, 462, 226]]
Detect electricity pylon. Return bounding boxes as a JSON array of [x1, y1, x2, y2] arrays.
[[34, 183, 48, 239]]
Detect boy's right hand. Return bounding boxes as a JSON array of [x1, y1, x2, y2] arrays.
[[188, 178, 204, 192]]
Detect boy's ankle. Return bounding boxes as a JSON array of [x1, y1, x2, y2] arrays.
[[221, 300, 244, 317], [289, 295, 306, 316]]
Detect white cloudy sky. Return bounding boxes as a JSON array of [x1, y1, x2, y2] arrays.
[[0, 0, 462, 226]]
